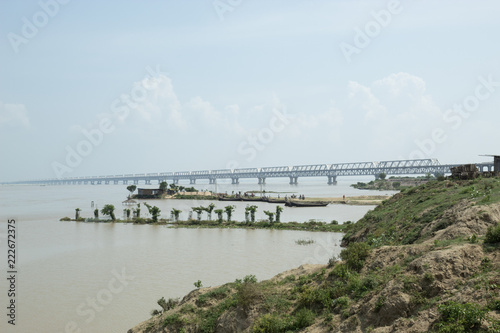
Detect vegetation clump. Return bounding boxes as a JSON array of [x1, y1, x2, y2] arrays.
[[485, 223, 500, 244]]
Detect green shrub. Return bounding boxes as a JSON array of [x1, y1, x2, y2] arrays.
[[252, 308, 315, 332], [198, 297, 237, 333], [330, 262, 351, 280], [333, 296, 349, 309], [485, 223, 500, 244], [375, 295, 386, 312], [340, 242, 370, 272], [252, 313, 292, 332], [60, 217, 71, 221], [198, 286, 230, 306], [157, 297, 179, 312], [236, 276, 261, 311], [194, 280, 203, 288], [281, 274, 296, 284], [487, 299, 500, 311], [468, 234, 478, 243], [162, 313, 183, 328], [291, 308, 315, 329], [435, 301, 486, 332]]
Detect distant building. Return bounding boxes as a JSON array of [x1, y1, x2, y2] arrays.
[[137, 188, 163, 196]]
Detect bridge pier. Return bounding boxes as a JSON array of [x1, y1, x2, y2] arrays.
[[114, 180, 119, 185], [91, 181, 95, 185], [209, 178, 216, 184], [123, 180, 128, 185], [231, 177, 239, 184], [289, 177, 298, 185], [258, 177, 266, 185], [145, 180, 151, 185], [134, 180, 139, 185], [105, 180, 110, 185], [173, 179, 179, 184], [327, 176, 337, 185], [97, 181, 102, 185], [190, 179, 196, 184]]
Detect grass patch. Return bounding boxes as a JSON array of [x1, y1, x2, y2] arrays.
[[295, 239, 315, 245], [434, 301, 486, 333], [344, 178, 500, 247]]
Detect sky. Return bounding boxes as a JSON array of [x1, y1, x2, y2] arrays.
[[1, 0, 499, 182]]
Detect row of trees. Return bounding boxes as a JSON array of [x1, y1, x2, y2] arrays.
[[77, 203, 284, 224], [184, 204, 284, 224]]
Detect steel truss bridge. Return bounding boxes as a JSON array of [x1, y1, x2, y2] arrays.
[[7, 159, 495, 186]]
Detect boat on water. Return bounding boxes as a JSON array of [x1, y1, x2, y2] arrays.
[[241, 196, 264, 202], [218, 196, 242, 202], [285, 200, 330, 207], [266, 197, 287, 204]]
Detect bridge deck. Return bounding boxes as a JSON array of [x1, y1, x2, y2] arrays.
[[7, 159, 495, 185]]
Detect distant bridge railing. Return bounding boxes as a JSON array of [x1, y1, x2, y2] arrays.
[[6, 159, 495, 186]]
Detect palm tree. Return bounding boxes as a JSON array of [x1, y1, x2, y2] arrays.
[[144, 202, 161, 223], [263, 210, 275, 223], [247, 205, 258, 223], [192, 207, 204, 221], [101, 204, 116, 221], [244, 208, 250, 222], [214, 209, 224, 223], [170, 208, 182, 222], [94, 208, 99, 219], [135, 203, 141, 218], [205, 203, 216, 220], [75, 208, 81, 220], [126, 208, 131, 220], [275, 206, 283, 223], [224, 205, 235, 222]]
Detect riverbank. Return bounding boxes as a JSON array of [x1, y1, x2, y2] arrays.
[[128, 177, 500, 333], [351, 177, 429, 191], [161, 193, 390, 205], [60, 217, 348, 233]]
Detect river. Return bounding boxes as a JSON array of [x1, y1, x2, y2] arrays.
[[0, 178, 396, 333]]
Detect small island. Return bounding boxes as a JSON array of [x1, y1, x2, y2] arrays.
[[351, 173, 438, 191]]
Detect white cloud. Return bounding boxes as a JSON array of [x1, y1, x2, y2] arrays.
[[347, 72, 443, 155], [0, 102, 30, 128]]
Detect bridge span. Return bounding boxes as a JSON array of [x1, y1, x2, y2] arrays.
[[7, 159, 495, 186]]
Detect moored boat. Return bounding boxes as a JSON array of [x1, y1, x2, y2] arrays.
[[266, 197, 287, 203], [285, 200, 329, 207], [218, 196, 242, 201], [241, 196, 264, 202]]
